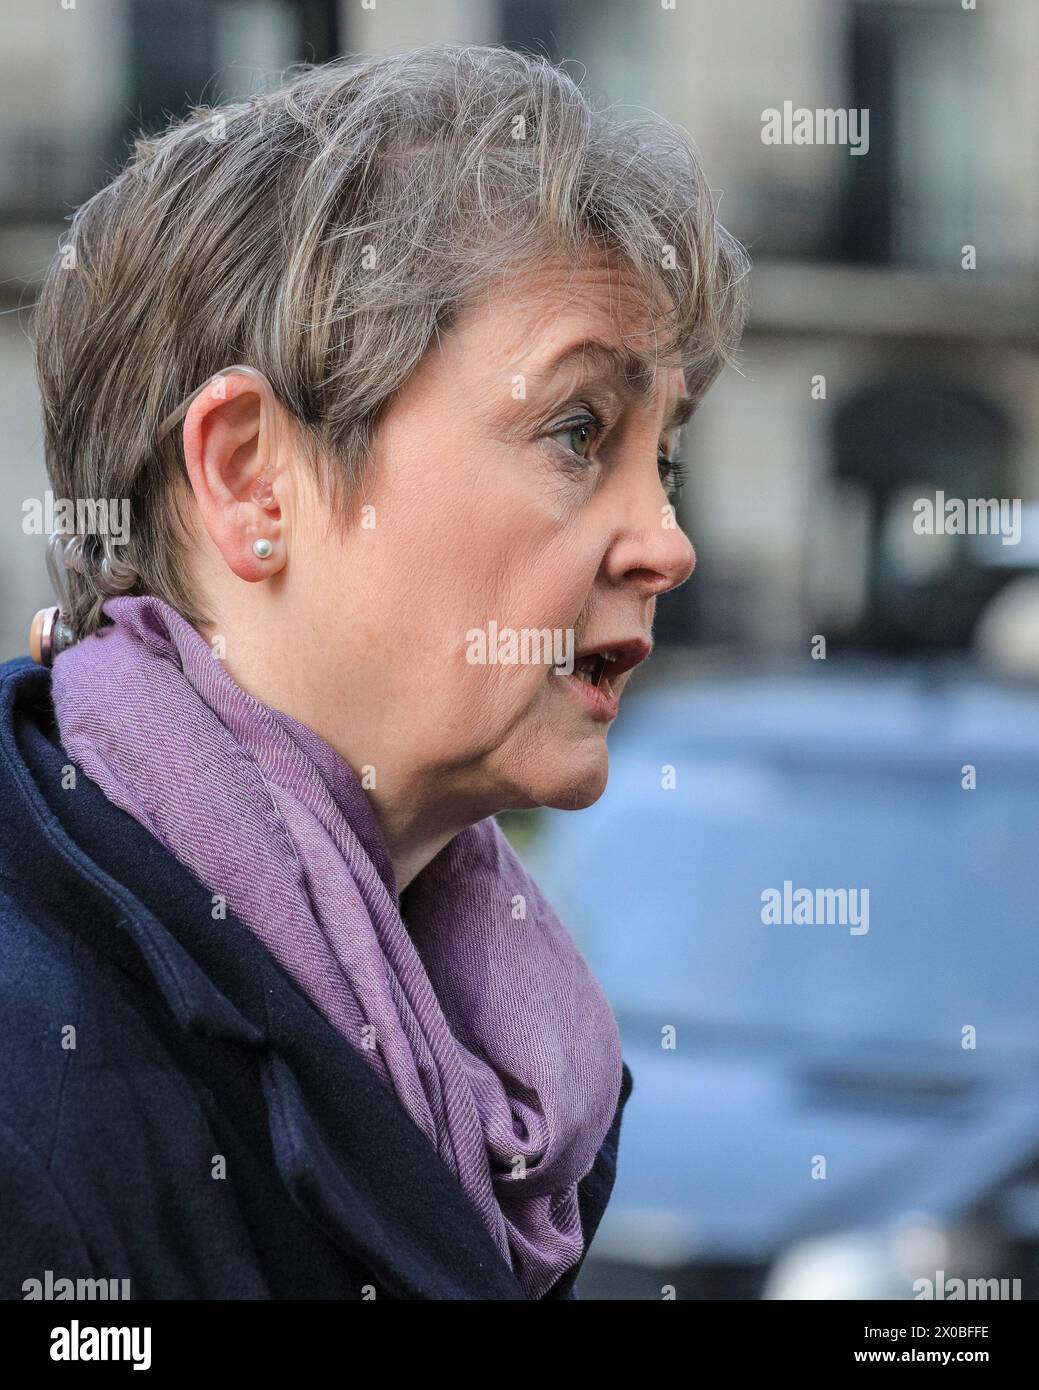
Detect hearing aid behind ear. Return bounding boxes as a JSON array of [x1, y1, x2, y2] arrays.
[[30, 532, 87, 666], [156, 363, 285, 467], [30, 365, 286, 665]]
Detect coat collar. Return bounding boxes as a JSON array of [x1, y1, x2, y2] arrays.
[[0, 656, 531, 1299]]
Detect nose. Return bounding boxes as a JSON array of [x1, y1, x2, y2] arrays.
[[602, 495, 697, 598]]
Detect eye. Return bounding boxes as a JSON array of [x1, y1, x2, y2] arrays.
[[549, 414, 603, 461]]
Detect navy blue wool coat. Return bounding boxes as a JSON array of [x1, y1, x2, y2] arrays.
[[0, 655, 632, 1301]]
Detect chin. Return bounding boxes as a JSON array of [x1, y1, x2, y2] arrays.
[[531, 741, 610, 812]]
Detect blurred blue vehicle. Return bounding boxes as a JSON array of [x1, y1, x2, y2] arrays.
[[519, 659, 1039, 1300]]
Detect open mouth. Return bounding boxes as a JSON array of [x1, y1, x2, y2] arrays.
[[571, 650, 616, 691], [557, 638, 652, 722]]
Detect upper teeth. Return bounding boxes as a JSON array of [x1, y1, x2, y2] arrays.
[[569, 651, 618, 683]]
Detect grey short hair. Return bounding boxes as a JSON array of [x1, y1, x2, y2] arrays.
[[33, 41, 750, 639]]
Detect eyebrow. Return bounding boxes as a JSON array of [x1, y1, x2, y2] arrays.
[[531, 338, 695, 432]]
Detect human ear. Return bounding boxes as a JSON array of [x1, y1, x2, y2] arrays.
[[180, 369, 286, 582]]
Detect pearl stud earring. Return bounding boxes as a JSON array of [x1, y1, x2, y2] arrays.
[[252, 538, 272, 559]]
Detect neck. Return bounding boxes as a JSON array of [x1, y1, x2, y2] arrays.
[[367, 775, 480, 895], [386, 832, 454, 896]]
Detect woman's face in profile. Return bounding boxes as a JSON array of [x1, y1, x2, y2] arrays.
[[294, 252, 696, 819]]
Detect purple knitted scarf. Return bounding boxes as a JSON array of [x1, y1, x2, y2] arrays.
[[50, 594, 623, 1298]]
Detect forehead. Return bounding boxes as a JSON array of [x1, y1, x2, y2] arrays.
[[447, 252, 685, 400]]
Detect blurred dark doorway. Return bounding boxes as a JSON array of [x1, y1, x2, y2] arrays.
[[829, 380, 1014, 651]]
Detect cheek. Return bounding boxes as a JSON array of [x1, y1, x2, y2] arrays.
[[361, 442, 601, 692]]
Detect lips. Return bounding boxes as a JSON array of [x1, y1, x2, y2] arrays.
[[570, 637, 652, 685], [560, 637, 652, 721]]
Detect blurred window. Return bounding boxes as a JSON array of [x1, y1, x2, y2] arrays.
[[500, 0, 652, 107], [127, 0, 340, 143], [841, 0, 989, 270]]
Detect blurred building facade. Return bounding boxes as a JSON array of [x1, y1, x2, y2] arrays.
[[1, 0, 1036, 661]]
